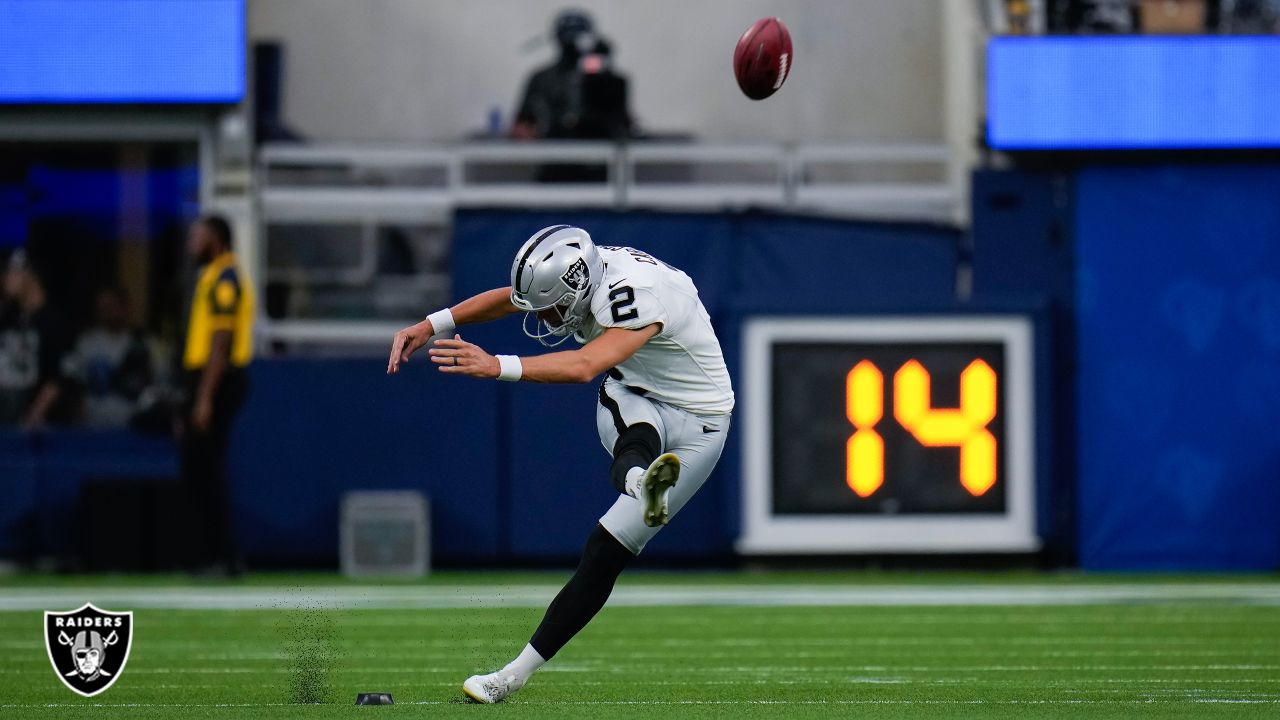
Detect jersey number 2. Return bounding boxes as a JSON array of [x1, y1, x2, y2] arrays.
[[609, 286, 638, 322]]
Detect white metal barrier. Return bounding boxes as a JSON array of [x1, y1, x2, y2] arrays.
[[260, 141, 956, 218], [256, 141, 959, 345]]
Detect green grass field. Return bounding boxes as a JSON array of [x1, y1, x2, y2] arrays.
[[2, 572, 1278, 719]]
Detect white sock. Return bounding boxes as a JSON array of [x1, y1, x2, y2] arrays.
[[624, 466, 645, 498], [500, 644, 546, 685]]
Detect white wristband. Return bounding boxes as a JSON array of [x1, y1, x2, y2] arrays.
[[495, 354, 523, 382], [426, 308, 455, 337]]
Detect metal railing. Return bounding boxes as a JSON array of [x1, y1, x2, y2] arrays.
[[259, 140, 956, 219], [256, 141, 959, 345]]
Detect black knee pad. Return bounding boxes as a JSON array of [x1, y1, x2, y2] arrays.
[[610, 423, 662, 493]]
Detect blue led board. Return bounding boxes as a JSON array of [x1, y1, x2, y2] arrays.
[[988, 36, 1280, 150], [0, 0, 244, 103]]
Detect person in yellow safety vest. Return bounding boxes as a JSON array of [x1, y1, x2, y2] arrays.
[[181, 215, 254, 576]]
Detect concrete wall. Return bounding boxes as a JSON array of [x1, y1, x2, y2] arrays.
[[248, 0, 944, 143]]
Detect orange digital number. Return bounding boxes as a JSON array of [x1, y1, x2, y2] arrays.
[[845, 360, 884, 498], [844, 359, 998, 498]]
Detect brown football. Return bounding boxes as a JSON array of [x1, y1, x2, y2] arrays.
[[733, 17, 793, 101]]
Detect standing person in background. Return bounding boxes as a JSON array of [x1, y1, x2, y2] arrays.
[[0, 250, 72, 429], [512, 9, 632, 141], [181, 215, 254, 576], [63, 285, 153, 428], [512, 9, 633, 182]]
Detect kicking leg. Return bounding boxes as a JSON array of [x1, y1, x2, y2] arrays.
[[598, 381, 682, 526], [609, 423, 681, 527], [599, 406, 731, 554], [609, 422, 661, 494], [462, 524, 635, 704]]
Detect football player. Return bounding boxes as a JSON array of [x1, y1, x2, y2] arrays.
[[387, 225, 734, 703]]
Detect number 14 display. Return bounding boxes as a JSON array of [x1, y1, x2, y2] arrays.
[[740, 316, 1037, 553], [847, 359, 997, 499]]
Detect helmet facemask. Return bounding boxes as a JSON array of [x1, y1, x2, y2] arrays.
[[514, 286, 591, 347]]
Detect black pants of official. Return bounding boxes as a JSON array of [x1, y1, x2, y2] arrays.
[[181, 369, 248, 571]]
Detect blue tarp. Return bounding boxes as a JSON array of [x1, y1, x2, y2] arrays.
[[1075, 166, 1280, 569]]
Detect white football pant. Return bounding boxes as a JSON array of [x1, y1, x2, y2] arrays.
[[595, 379, 731, 554]]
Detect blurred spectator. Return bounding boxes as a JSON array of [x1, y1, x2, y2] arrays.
[[1050, 0, 1138, 32], [1223, 0, 1280, 32], [0, 250, 72, 429], [512, 9, 633, 142], [1045, 1, 1279, 35], [1006, 0, 1035, 33], [181, 215, 255, 576], [62, 285, 154, 429], [1139, 0, 1207, 32], [253, 41, 304, 143]]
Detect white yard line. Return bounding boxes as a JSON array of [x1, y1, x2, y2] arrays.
[[1, 583, 1278, 610], [6, 663, 1279, 674], [5, 648, 1275, 664], [2, 698, 1279, 708], [8, 634, 1272, 650]]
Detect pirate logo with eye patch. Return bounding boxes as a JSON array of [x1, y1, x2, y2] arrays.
[[560, 258, 589, 292], [44, 603, 133, 697]]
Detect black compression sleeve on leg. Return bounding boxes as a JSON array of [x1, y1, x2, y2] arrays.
[[529, 524, 636, 660], [609, 422, 662, 493]]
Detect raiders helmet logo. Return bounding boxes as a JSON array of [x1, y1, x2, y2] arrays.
[[561, 258, 589, 291], [44, 603, 133, 697]]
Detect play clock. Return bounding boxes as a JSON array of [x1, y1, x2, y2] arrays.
[[738, 316, 1038, 553]]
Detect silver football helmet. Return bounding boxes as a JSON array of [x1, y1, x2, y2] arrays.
[[510, 225, 605, 347]]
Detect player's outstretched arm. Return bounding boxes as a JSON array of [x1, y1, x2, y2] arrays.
[[428, 325, 660, 383], [387, 287, 518, 374]]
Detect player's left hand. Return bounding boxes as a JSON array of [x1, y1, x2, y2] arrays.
[[428, 334, 500, 379]]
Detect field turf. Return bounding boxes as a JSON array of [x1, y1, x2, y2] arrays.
[[1, 572, 1278, 718]]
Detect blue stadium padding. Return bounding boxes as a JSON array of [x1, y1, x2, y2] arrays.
[[1075, 165, 1280, 570], [228, 358, 502, 565], [504, 382, 617, 558], [36, 430, 179, 558], [729, 212, 960, 313], [970, 170, 1078, 563], [0, 431, 37, 556], [27, 166, 123, 219], [970, 171, 1075, 303]]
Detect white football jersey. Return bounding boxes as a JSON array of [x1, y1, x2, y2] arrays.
[[574, 246, 734, 415]]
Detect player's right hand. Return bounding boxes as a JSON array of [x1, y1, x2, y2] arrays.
[[387, 319, 434, 375]]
